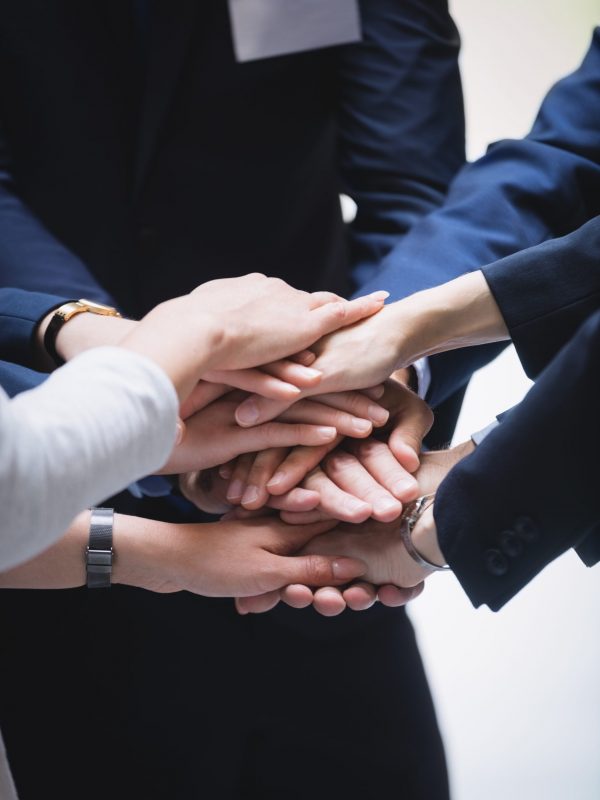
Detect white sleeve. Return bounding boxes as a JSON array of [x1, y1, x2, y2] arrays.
[[0, 346, 178, 571]]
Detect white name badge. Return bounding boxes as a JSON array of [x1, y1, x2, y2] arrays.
[[228, 0, 361, 63]]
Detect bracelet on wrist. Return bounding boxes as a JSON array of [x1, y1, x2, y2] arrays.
[[399, 494, 450, 572], [86, 507, 115, 589]]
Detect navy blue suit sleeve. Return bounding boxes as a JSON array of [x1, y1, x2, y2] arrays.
[[0, 287, 68, 369], [0, 359, 46, 397], [337, 0, 465, 290], [358, 28, 600, 407], [483, 215, 600, 378], [434, 309, 600, 611], [0, 121, 117, 304]]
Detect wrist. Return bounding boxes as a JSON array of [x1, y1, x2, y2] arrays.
[[111, 513, 183, 592], [391, 271, 510, 367], [36, 307, 136, 365], [411, 505, 446, 568], [121, 298, 223, 401]]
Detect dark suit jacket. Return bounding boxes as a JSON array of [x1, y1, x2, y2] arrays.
[[435, 218, 600, 610], [0, 5, 463, 798], [0, 0, 464, 340], [359, 27, 600, 408]]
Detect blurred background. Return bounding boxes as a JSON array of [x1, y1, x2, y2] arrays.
[[406, 2, 600, 798]]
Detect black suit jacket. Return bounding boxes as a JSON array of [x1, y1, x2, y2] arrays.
[[436, 218, 600, 610], [0, 0, 464, 316], [0, 5, 463, 798]]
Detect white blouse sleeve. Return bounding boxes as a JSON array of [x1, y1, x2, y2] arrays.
[[0, 346, 179, 571]]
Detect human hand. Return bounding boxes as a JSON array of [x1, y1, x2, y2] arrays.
[[59, 275, 386, 405], [178, 466, 322, 517], [235, 439, 475, 615], [214, 382, 395, 508], [233, 269, 512, 426], [186, 274, 388, 370], [233, 304, 405, 427], [115, 515, 366, 600], [253, 377, 433, 523], [160, 391, 352, 474]]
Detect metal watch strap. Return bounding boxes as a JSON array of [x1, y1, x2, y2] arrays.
[[400, 494, 451, 572], [86, 507, 114, 589]]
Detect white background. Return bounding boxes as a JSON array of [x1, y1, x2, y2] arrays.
[[407, 2, 600, 798]]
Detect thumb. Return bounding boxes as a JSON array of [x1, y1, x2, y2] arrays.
[[272, 553, 366, 588], [180, 382, 231, 419], [235, 395, 293, 427], [388, 406, 433, 473]]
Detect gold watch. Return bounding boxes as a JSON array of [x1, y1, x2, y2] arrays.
[[43, 298, 122, 366]]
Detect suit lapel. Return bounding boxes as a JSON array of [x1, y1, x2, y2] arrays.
[[134, 0, 199, 195]]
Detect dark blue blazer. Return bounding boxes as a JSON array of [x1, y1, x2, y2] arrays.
[[0, 6, 463, 799], [0, 0, 464, 356], [435, 218, 600, 611], [359, 27, 600, 407]]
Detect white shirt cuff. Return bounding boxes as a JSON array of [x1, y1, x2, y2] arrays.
[[412, 357, 431, 399], [471, 419, 500, 446]]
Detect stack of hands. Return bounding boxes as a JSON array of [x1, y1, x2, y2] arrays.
[[33, 270, 507, 614]]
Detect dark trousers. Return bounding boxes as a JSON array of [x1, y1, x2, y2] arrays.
[[0, 497, 449, 800]]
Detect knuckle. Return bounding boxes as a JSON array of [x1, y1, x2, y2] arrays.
[[345, 392, 367, 415], [324, 452, 353, 476], [261, 423, 282, 446], [255, 563, 279, 593], [355, 438, 381, 459], [328, 301, 347, 323], [304, 555, 334, 585]]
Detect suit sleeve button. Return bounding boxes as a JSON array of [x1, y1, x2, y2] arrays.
[[515, 516, 538, 542], [484, 548, 509, 576], [499, 530, 524, 558]]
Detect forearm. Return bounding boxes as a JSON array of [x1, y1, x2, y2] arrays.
[[35, 297, 218, 402], [0, 347, 178, 573], [0, 511, 176, 590], [390, 270, 510, 366]]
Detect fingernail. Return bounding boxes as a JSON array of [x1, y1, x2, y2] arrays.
[[317, 426, 337, 441], [301, 368, 322, 380], [393, 477, 418, 499], [351, 418, 372, 434], [267, 471, 285, 488], [175, 419, 185, 445], [333, 558, 365, 580], [344, 497, 370, 515], [227, 480, 245, 502], [236, 400, 260, 425], [236, 601, 248, 616], [368, 404, 389, 425], [241, 485, 259, 506], [370, 290, 389, 302], [374, 497, 402, 516], [219, 465, 233, 480]]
